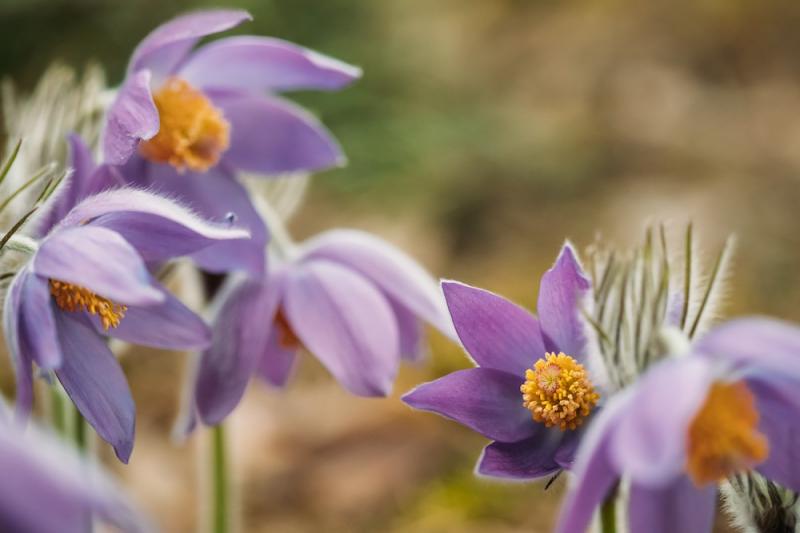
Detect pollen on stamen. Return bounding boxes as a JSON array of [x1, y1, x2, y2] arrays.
[[49, 280, 127, 330], [139, 77, 230, 172], [520, 352, 600, 431]]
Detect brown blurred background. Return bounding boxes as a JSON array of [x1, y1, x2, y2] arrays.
[[3, 0, 800, 531]]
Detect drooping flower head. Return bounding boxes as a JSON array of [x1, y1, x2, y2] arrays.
[[190, 229, 457, 427], [556, 318, 800, 533], [402, 243, 600, 479], [4, 179, 249, 462], [103, 9, 361, 277]]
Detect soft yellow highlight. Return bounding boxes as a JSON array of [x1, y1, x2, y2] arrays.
[[49, 280, 127, 330]]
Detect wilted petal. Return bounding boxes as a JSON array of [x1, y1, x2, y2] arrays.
[[301, 229, 454, 337], [3, 270, 34, 418], [127, 9, 252, 77], [537, 243, 591, 358], [442, 281, 544, 376], [402, 368, 535, 442], [19, 275, 60, 369], [284, 260, 399, 396], [54, 313, 135, 463], [628, 478, 716, 533], [214, 93, 345, 174], [59, 188, 250, 263], [34, 225, 164, 307], [180, 36, 361, 93], [196, 278, 279, 425], [103, 71, 159, 165], [476, 432, 561, 480]]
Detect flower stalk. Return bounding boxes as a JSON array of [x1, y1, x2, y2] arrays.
[[209, 423, 231, 533]]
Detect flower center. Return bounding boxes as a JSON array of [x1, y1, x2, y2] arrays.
[[686, 381, 769, 486], [138, 77, 230, 172], [49, 280, 127, 330], [274, 309, 302, 350], [521, 352, 599, 430]]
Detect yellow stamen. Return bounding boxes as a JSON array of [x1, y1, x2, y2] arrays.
[[521, 352, 599, 430], [49, 280, 127, 330], [686, 381, 768, 486], [139, 77, 230, 172]]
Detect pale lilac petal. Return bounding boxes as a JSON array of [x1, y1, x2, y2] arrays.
[[537, 243, 591, 357], [628, 479, 716, 533], [145, 164, 267, 277], [103, 71, 159, 165], [608, 357, 715, 486], [476, 431, 562, 480], [99, 287, 211, 350], [19, 275, 60, 369], [34, 225, 163, 307], [554, 430, 584, 470], [54, 313, 135, 463], [301, 229, 454, 337], [402, 368, 536, 442], [3, 269, 34, 418], [127, 9, 252, 77], [284, 260, 399, 397], [441, 281, 545, 376], [390, 299, 425, 361], [753, 393, 800, 492], [179, 36, 361, 93], [255, 329, 297, 387], [214, 93, 345, 174], [196, 278, 279, 425], [59, 188, 251, 263]]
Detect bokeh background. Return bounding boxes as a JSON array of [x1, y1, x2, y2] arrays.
[[3, 0, 800, 531]]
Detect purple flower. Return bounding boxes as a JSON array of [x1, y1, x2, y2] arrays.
[[191, 229, 456, 426], [556, 318, 800, 533], [103, 9, 361, 277], [5, 187, 249, 462], [402, 244, 598, 480], [0, 414, 148, 532]]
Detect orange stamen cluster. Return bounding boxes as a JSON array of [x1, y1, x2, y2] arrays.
[[139, 77, 230, 172], [49, 280, 127, 330], [686, 381, 769, 486], [521, 352, 599, 430]]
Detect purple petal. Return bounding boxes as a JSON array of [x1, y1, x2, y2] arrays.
[[537, 242, 591, 358], [402, 368, 536, 442], [102, 70, 159, 165], [301, 229, 455, 338], [255, 328, 297, 387], [145, 164, 267, 277], [441, 280, 545, 376], [391, 299, 425, 361], [54, 313, 135, 463], [179, 36, 361, 93], [476, 432, 562, 480], [3, 269, 34, 418], [214, 93, 345, 174], [127, 9, 252, 77], [59, 188, 251, 263], [754, 392, 800, 492], [196, 278, 279, 425], [283, 259, 399, 397], [608, 357, 716, 486], [34, 225, 164, 307], [628, 479, 716, 533], [19, 275, 60, 369]]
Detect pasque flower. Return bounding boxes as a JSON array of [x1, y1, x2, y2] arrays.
[[191, 229, 456, 426], [103, 9, 361, 276], [402, 243, 600, 479], [557, 318, 800, 533], [4, 178, 249, 462]]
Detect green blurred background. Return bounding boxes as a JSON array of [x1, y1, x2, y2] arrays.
[[3, 0, 800, 531]]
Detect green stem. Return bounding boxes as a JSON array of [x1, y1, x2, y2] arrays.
[[48, 383, 68, 436], [210, 423, 230, 533], [600, 490, 617, 533]]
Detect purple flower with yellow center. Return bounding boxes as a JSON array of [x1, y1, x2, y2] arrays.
[[191, 229, 457, 426], [556, 318, 800, 533], [4, 186, 249, 462], [103, 9, 361, 276], [402, 244, 601, 479]]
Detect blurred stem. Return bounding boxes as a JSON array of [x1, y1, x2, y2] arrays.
[[600, 487, 617, 533], [210, 423, 231, 533], [253, 195, 296, 261], [48, 382, 68, 436]]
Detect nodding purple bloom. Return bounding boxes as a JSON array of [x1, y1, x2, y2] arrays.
[[402, 244, 600, 480], [191, 229, 457, 426], [4, 187, 249, 462], [103, 9, 361, 277], [557, 318, 800, 533], [0, 413, 148, 533]]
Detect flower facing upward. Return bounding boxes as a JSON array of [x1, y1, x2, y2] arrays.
[[402, 243, 599, 480], [556, 318, 800, 533]]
